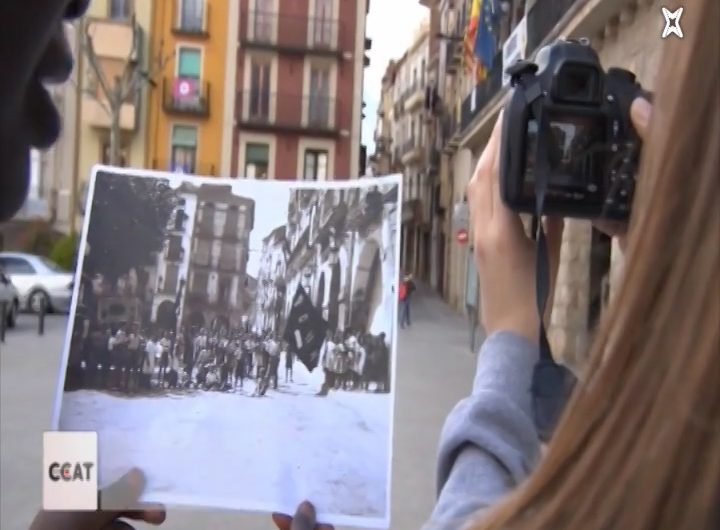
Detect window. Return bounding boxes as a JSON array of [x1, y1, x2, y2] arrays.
[[191, 271, 209, 294], [412, 68, 417, 90], [303, 149, 328, 181], [179, 0, 204, 32], [40, 257, 66, 272], [193, 239, 211, 266], [101, 140, 129, 167], [108, 0, 133, 20], [314, 0, 334, 47], [421, 59, 426, 86], [249, 59, 271, 120], [164, 263, 179, 293], [309, 65, 330, 127], [171, 125, 198, 173], [245, 143, 270, 179], [178, 47, 201, 79], [254, 0, 274, 42], [0, 257, 35, 275], [213, 208, 227, 238], [167, 236, 183, 261]]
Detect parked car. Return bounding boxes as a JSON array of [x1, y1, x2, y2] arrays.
[[0, 252, 74, 314], [0, 268, 20, 327]]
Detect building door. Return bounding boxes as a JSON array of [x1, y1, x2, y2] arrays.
[[423, 231, 431, 281]]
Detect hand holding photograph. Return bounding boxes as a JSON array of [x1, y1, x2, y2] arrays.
[[52, 167, 401, 529]]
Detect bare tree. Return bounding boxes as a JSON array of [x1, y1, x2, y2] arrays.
[[82, 15, 173, 165]]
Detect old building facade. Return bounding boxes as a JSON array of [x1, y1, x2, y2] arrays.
[[152, 183, 256, 333], [228, 0, 370, 180], [281, 184, 398, 341], [369, 18, 445, 285], [417, 0, 666, 364], [146, 0, 232, 177]]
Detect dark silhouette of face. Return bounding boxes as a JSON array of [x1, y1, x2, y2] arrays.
[[0, 0, 90, 221]]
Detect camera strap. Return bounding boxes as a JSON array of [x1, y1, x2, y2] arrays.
[[526, 91, 579, 442]]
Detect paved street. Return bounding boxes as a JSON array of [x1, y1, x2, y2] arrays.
[[0, 288, 481, 530]]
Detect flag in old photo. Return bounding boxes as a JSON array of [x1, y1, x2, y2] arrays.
[[283, 284, 328, 372]]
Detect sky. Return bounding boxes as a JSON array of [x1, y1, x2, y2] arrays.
[[361, 0, 430, 155], [230, 181, 291, 279]]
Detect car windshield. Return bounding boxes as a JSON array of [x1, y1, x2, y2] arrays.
[[40, 257, 67, 273]]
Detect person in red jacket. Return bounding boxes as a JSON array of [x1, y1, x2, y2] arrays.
[[399, 273, 416, 328]]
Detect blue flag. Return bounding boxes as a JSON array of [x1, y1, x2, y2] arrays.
[[474, 0, 500, 72]]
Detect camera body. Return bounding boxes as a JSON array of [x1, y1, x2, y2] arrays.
[[500, 39, 645, 220]]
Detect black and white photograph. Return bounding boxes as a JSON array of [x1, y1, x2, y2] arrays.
[[51, 167, 401, 529]]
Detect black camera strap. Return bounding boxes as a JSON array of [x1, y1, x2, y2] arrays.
[[525, 89, 579, 443]]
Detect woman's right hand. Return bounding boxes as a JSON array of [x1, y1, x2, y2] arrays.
[[593, 96, 652, 251]]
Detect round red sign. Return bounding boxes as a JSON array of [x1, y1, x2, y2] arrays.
[[456, 229, 469, 244]]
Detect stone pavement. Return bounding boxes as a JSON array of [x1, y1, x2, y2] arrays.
[[0, 288, 482, 530]]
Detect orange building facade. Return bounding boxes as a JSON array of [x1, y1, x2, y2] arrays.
[[146, 0, 230, 176]]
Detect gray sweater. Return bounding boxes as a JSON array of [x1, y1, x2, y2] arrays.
[[423, 332, 541, 530]]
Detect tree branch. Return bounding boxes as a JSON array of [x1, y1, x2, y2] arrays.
[[84, 23, 113, 106]]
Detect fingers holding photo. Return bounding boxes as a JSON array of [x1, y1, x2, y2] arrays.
[[272, 501, 335, 530]]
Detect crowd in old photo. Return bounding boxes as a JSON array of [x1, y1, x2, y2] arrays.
[[66, 321, 391, 397]]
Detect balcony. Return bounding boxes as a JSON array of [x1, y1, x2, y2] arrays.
[[236, 91, 339, 137], [172, 1, 210, 37], [459, 51, 504, 134], [404, 83, 425, 112], [82, 97, 137, 130], [162, 77, 210, 117], [526, 0, 580, 53], [401, 139, 423, 165], [239, 10, 347, 58], [84, 17, 139, 61]]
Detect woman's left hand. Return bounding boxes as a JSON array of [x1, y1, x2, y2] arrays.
[[272, 501, 334, 530], [29, 468, 166, 530]]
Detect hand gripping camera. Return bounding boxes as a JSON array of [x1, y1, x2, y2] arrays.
[[500, 38, 647, 220]]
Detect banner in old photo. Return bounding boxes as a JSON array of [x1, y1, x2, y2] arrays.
[[51, 166, 402, 529]]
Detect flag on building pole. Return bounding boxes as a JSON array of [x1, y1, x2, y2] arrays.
[[282, 284, 328, 372], [463, 0, 481, 76], [474, 0, 500, 78]]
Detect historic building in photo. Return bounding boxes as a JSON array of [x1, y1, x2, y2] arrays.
[[151, 183, 256, 333], [282, 184, 398, 341], [254, 225, 290, 333]]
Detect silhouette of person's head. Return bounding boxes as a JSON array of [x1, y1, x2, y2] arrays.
[[0, 0, 90, 221]]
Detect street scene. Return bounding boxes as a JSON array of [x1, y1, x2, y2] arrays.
[[0, 0, 673, 529], [55, 170, 400, 525]]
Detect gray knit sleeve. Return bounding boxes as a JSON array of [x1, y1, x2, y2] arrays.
[[423, 331, 541, 530]]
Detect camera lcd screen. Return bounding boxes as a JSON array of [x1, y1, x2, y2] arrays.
[[524, 114, 606, 191]]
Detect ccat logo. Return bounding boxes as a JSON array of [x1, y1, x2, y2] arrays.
[[43, 432, 98, 510], [48, 462, 95, 482]]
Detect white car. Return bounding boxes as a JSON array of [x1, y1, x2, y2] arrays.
[[0, 252, 74, 314], [0, 268, 20, 328]]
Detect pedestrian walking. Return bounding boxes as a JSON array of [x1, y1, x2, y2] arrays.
[[399, 273, 416, 328], [284, 341, 294, 383]]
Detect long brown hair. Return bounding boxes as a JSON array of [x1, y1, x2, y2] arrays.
[[470, 1, 719, 529]]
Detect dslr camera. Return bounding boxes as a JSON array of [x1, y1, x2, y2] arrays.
[[500, 38, 646, 220]]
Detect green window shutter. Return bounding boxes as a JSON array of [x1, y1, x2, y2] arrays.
[[178, 48, 201, 78], [172, 126, 198, 147], [246, 143, 269, 163]]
